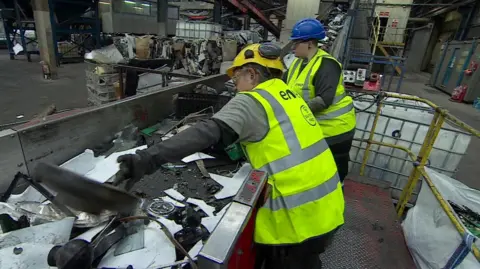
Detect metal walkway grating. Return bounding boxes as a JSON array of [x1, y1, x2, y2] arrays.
[[321, 177, 416, 269]]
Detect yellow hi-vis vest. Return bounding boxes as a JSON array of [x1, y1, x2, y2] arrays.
[[239, 79, 345, 245], [286, 49, 356, 138]]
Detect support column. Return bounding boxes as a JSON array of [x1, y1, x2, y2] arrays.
[[279, 0, 322, 45], [157, 0, 168, 37], [244, 15, 250, 30], [213, 1, 222, 24], [33, 0, 57, 79], [262, 12, 272, 40]]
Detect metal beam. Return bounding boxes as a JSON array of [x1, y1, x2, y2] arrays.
[[224, 0, 248, 13], [216, 0, 280, 37], [419, 0, 475, 18], [408, 17, 431, 22], [240, 0, 280, 37], [213, 1, 221, 23], [255, 0, 286, 17], [375, 3, 456, 7], [459, 0, 479, 40]]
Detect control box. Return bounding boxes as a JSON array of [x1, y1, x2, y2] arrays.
[[343, 70, 356, 84]]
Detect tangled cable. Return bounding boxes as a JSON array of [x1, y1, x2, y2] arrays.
[[349, 91, 383, 113]]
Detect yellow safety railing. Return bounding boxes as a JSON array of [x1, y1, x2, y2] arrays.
[[370, 12, 381, 63], [358, 92, 480, 261]]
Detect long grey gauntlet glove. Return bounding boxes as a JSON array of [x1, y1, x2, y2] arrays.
[[113, 119, 226, 191], [113, 153, 150, 191]]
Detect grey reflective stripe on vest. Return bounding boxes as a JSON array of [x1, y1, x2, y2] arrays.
[[254, 89, 329, 173], [333, 92, 346, 105], [316, 103, 354, 121], [301, 56, 321, 101], [258, 138, 329, 175], [264, 172, 340, 211], [255, 89, 302, 153], [287, 59, 302, 84]]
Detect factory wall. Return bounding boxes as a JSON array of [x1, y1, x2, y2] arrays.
[[374, 0, 413, 45], [404, 23, 434, 73], [100, 0, 180, 36], [101, 0, 160, 35], [111, 13, 159, 34], [426, 11, 462, 73], [279, 0, 322, 44], [405, 8, 477, 74]]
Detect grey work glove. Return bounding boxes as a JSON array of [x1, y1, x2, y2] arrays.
[[113, 153, 148, 191]]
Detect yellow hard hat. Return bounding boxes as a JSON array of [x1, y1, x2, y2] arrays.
[[226, 43, 284, 78]]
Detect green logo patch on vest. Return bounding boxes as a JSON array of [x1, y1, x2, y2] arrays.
[[300, 105, 317, 126]]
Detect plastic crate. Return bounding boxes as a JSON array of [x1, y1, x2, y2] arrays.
[[86, 70, 119, 87], [176, 92, 231, 117], [85, 61, 117, 74], [87, 83, 117, 97], [87, 85, 116, 105]]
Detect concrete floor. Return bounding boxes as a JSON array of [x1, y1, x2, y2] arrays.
[[398, 72, 480, 190], [0, 51, 88, 128], [0, 51, 479, 189]]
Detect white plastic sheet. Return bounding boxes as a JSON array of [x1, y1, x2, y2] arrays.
[[164, 188, 186, 201], [84, 44, 125, 64], [211, 163, 252, 199], [84, 145, 147, 183], [402, 167, 480, 269], [187, 198, 215, 217], [201, 203, 230, 233], [0, 218, 75, 268], [0, 217, 75, 248], [0, 243, 56, 269], [181, 152, 215, 163]]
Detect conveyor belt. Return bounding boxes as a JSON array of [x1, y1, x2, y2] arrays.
[[321, 177, 416, 269], [133, 160, 238, 211]]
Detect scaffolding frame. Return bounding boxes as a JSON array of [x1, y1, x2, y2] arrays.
[[48, 0, 101, 64], [341, 0, 427, 91], [0, 0, 102, 64], [1, 0, 39, 62]]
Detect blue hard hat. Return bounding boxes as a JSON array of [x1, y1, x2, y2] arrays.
[[290, 18, 326, 40]]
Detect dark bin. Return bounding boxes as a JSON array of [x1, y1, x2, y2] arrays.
[[176, 93, 232, 117]]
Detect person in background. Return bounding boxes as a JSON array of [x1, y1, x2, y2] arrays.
[[284, 18, 356, 185], [115, 43, 344, 269]]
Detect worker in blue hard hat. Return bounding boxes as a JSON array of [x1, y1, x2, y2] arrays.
[[284, 18, 356, 186]]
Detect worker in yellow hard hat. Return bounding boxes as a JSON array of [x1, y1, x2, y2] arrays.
[[115, 43, 344, 268]]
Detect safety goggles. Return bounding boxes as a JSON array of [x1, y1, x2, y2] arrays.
[[257, 43, 281, 59]]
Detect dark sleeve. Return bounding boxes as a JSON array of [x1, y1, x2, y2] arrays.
[[137, 119, 238, 174], [282, 71, 288, 83], [308, 58, 342, 113]]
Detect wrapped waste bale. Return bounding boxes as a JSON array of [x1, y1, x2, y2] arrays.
[[220, 61, 233, 75], [222, 39, 237, 61], [136, 35, 153, 59]]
